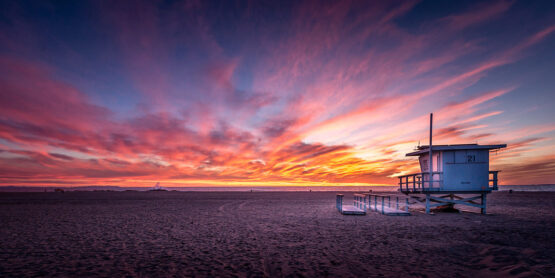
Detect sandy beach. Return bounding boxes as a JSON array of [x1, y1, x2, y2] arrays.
[[0, 191, 554, 277]]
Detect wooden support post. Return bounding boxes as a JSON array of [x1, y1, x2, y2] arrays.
[[425, 194, 430, 214], [414, 176, 418, 191], [381, 196, 384, 214], [374, 195, 378, 212], [364, 195, 367, 211], [336, 194, 343, 212], [396, 197, 399, 210], [481, 193, 487, 214], [388, 196, 391, 207]]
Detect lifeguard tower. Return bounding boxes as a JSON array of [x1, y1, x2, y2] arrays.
[[398, 113, 506, 214]]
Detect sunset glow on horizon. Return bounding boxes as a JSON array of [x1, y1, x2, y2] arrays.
[[1, 0, 554, 187]]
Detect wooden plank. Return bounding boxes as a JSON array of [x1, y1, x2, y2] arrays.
[[366, 205, 410, 216], [429, 196, 484, 208], [382, 207, 410, 216], [340, 205, 366, 215], [366, 193, 397, 198]]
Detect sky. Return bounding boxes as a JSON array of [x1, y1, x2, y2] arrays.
[[0, 0, 554, 187]]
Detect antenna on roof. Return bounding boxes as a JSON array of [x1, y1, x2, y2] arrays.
[[429, 113, 433, 184]]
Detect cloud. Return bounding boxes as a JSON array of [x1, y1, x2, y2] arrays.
[[440, 0, 513, 30], [495, 154, 555, 184], [0, 1, 554, 187], [49, 153, 74, 161]]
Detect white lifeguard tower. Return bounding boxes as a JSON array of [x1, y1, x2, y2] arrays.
[[398, 113, 506, 214]]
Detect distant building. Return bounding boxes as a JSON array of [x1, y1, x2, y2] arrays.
[[149, 182, 167, 191]]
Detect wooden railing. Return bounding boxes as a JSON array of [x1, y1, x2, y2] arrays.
[[398, 172, 443, 192], [338, 193, 410, 215], [489, 171, 499, 190], [367, 194, 410, 215], [336, 194, 344, 211], [353, 193, 367, 211], [399, 171, 499, 192]]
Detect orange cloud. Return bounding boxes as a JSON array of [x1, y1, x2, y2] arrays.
[[1, 1, 554, 187]]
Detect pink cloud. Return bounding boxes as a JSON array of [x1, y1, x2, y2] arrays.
[[440, 0, 513, 30], [1, 1, 554, 187]]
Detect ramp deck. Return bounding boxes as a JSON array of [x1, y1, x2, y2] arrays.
[[340, 205, 366, 215], [380, 207, 411, 216]]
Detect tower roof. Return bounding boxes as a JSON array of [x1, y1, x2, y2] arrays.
[[406, 144, 506, 156]]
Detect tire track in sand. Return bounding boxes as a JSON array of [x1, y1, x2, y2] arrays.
[[219, 199, 273, 277]]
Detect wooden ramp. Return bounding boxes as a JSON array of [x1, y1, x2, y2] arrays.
[[340, 205, 366, 215], [381, 207, 410, 216], [367, 194, 411, 216]]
